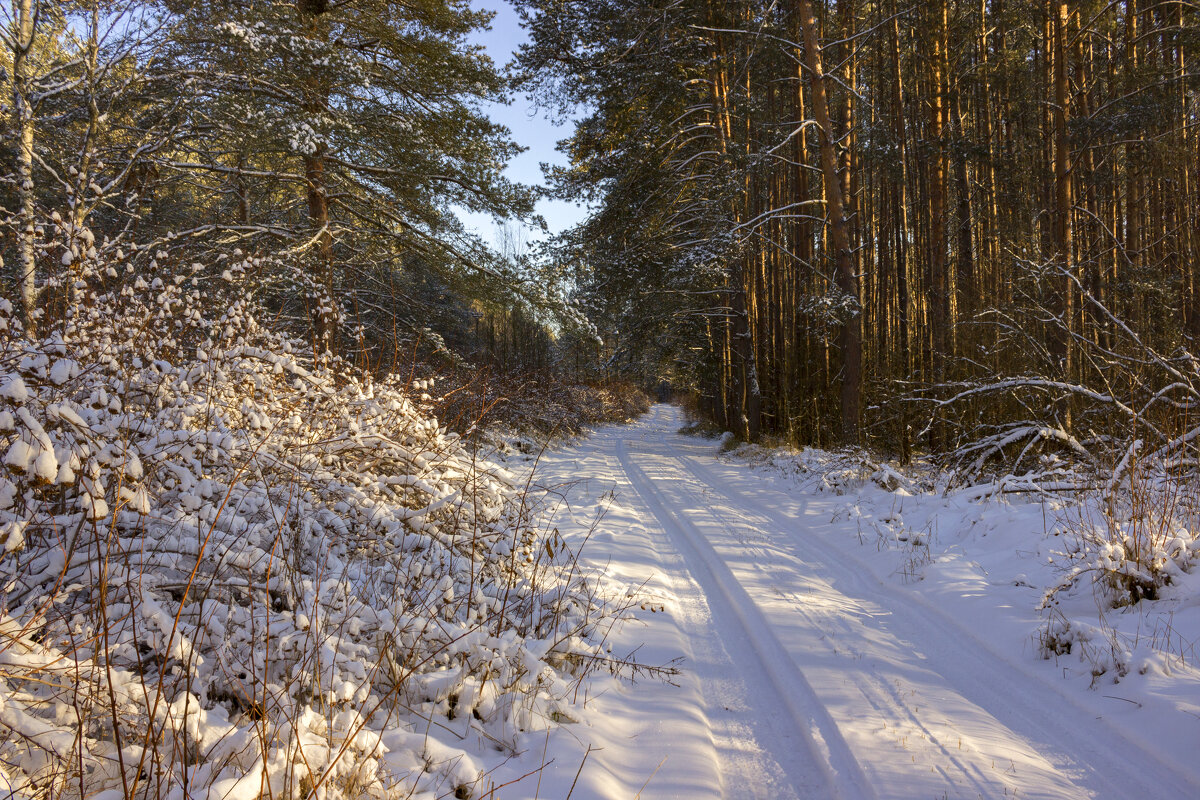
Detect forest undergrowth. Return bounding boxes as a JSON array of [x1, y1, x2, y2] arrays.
[[429, 369, 651, 452], [0, 250, 653, 800]]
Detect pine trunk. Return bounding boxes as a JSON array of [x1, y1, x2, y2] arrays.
[[797, 0, 860, 442], [12, 0, 37, 336]]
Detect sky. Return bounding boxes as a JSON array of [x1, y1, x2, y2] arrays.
[[458, 1, 589, 246]]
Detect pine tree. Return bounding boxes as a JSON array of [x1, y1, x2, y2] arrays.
[[156, 0, 538, 355]]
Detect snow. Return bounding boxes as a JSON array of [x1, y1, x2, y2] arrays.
[[30, 448, 57, 483], [4, 271, 1198, 800], [0, 376, 28, 402], [481, 404, 1200, 798]]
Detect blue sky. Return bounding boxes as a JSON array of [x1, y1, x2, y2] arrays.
[[459, 1, 589, 245]]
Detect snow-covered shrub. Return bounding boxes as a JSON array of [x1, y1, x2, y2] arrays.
[[1036, 610, 1133, 684], [1044, 460, 1200, 610], [0, 249, 622, 799], [1037, 442, 1200, 681]]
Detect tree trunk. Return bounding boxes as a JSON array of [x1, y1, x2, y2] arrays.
[[299, 0, 336, 355], [928, 0, 950, 450], [1051, 1, 1074, 385], [951, 86, 973, 348], [797, 0, 860, 443], [889, 1, 911, 462], [1123, 1, 1140, 315], [12, 0, 37, 336]]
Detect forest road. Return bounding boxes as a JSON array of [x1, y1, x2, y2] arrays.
[[554, 404, 1199, 800]]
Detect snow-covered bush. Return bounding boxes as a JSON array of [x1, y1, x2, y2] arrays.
[[1044, 460, 1200, 610], [1036, 446, 1200, 680], [1036, 610, 1134, 684], [0, 249, 622, 799]]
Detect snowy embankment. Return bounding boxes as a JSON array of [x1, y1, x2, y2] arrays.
[[506, 404, 1200, 799], [0, 273, 629, 800]]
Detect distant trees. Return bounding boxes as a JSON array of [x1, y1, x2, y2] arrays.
[[517, 0, 1200, 458]]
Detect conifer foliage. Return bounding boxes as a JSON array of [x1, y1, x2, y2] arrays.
[[3, 0, 548, 362], [157, 0, 540, 357]]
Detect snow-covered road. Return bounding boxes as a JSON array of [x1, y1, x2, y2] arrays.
[[514, 405, 1200, 799]]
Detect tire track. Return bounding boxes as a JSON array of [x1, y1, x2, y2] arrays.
[[675, 449, 1200, 799], [616, 438, 877, 800], [655, 456, 1010, 800]]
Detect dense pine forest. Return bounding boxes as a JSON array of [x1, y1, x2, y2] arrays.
[[3, 2, 1200, 798], [518, 0, 1200, 472]]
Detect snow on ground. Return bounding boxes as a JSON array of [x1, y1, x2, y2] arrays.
[[490, 404, 1200, 799]]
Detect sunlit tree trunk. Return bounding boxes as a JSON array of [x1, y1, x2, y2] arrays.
[[1051, 1, 1075, 387], [927, 0, 949, 449], [797, 0, 860, 442], [889, 1, 911, 461], [11, 0, 38, 336]]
